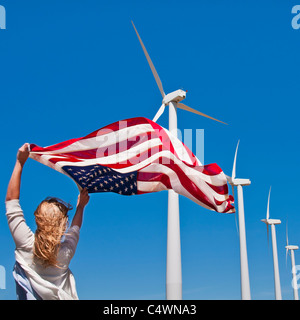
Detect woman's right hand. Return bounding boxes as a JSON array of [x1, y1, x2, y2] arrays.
[[71, 188, 90, 229], [77, 188, 90, 209], [17, 143, 30, 166]]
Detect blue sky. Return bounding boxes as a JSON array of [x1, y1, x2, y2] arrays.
[[1, 0, 300, 300]]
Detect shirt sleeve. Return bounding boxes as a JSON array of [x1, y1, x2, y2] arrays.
[[61, 225, 80, 261], [5, 199, 34, 250]]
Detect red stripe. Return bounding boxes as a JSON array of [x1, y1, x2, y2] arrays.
[[48, 156, 82, 164], [137, 171, 172, 189], [206, 181, 229, 195], [201, 163, 223, 175]]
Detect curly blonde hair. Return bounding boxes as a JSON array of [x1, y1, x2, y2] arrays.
[[33, 197, 72, 268]]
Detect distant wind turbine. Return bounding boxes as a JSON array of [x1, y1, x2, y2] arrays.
[[131, 21, 227, 300], [285, 221, 299, 300], [261, 187, 282, 300], [227, 140, 251, 300]]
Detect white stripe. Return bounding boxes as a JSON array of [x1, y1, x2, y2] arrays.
[[137, 181, 168, 193]]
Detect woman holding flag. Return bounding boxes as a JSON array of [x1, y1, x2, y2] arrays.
[[5, 143, 90, 300]]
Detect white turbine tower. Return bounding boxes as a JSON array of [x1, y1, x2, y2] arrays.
[[285, 221, 299, 300], [131, 21, 227, 300], [261, 187, 282, 300], [227, 141, 251, 300]]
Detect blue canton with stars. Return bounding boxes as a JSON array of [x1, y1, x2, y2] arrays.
[[62, 164, 138, 195]]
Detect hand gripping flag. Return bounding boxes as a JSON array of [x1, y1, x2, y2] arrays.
[[29, 117, 234, 213]]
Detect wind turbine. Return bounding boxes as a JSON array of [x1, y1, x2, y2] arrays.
[[227, 140, 251, 300], [261, 187, 282, 300], [285, 221, 299, 300], [131, 21, 227, 300]]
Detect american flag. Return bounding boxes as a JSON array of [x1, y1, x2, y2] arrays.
[[29, 117, 234, 213]]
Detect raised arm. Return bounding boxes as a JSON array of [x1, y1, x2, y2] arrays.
[[6, 143, 30, 201], [71, 188, 90, 229], [5, 143, 34, 249]]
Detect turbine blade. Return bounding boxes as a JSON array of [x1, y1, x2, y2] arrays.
[[232, 140, 240, 181], [131, 21, 165, 98], [286, 219, 289, 247], [177, 103, 228, 125], [152, 103, 165, 123], [266, 186, 271, 220], [286, 248, 288, 267]]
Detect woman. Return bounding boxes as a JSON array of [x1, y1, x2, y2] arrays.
[[5, 143, 90, 300]]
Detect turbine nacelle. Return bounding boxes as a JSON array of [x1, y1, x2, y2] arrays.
[[163, 89, 186, 105], [261, 219, 281, 225], [286, 245, 299, 251], [228, 177, 251, 186]]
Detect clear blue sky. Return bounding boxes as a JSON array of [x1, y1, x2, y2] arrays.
[[1, 0, 300, 300]]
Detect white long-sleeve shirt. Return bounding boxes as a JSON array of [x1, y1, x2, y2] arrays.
[[5, 199, 80, 300]]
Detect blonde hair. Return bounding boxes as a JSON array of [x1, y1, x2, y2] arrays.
[[33, 197, 72, 268]]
